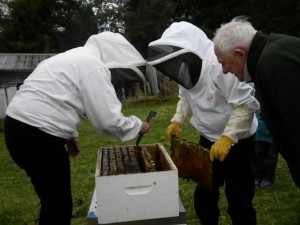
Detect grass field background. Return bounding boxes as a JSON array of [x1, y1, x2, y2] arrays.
[[1, 96, 300, 225]]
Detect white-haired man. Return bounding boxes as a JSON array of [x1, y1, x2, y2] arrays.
[[213, 16, 300, 188]]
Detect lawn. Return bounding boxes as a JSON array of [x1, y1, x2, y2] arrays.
[[0, 96, 299, 225]]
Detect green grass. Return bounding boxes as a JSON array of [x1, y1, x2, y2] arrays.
[[1, 96, 300, 225]]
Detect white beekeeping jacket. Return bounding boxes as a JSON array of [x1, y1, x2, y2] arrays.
[[6, 32, 146, 141]]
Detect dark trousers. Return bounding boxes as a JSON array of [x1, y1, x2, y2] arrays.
[[254, 141, 278, 182], [4, 116, 72, 225], [194, 136, 257, 225]]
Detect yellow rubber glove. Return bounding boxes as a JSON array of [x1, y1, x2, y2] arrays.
[[166, 122, 181, 141], [210, 135, 235, 162]]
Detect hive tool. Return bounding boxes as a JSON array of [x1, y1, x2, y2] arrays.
[[136, 110, 157, 148]]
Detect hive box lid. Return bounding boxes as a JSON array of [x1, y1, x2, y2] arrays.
[[95, 143, 179, 224]]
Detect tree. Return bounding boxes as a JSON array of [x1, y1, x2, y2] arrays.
[[0, 0, 98, 53], [53, 0, 98, 51], [92, 0, 126, 33], [1, 0, 299, 53], [123, 0, 174, 57], [0, 0, 10, 31], [249, 0, 300, 36], [170, 0, 300, 39], [0, 0, 55, 52]]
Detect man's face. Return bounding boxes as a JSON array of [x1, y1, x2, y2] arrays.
[[214, 47, 247, 82]]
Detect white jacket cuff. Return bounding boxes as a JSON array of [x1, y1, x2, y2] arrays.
[[222, 105, 254, 143], [72, 130, 78, 138]]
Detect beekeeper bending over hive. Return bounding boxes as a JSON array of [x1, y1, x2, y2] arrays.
[[4, 32, 150, 225], [148, 21, 260, 225]]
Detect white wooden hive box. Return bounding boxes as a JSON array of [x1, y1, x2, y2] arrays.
[[95, 143, 179, 224]]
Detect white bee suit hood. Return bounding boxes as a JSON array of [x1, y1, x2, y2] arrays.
[[148, 21, 214, 63], [148, 21, 216, 89], [85, 32, 146, 90]]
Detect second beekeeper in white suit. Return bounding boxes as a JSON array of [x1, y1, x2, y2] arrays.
[[147, 21, 260, 225]]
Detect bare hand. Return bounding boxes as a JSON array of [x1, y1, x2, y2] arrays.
[[67, 137, 81, 158], [140, 121, 150, 134]]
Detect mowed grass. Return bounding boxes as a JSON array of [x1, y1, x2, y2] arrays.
[[0, 96, 299, 225]]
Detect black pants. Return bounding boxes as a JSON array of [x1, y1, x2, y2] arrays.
[[254, 141, 279, 182], [194, 136, 257, 225], [4, 116, 72, 225]]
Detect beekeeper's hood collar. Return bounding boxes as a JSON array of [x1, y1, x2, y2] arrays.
[[84, 32, 146, 88]]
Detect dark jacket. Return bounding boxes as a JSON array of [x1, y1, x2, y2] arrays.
[[247, 31, 300, 187]]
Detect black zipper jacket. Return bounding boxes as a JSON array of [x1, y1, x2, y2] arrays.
[[247, 31, 300, 187]]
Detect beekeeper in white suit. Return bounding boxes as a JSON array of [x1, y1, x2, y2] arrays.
[[148, 22, 259, 225], [4, 32, 150, 225]]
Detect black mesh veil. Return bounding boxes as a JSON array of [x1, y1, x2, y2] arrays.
[[110, 66, 145, 90], [148, 45, 202, 89]]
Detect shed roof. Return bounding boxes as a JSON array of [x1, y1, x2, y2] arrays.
[[0, 53, 55, 75], [0, 53, 56, 88]]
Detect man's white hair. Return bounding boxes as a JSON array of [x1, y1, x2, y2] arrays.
[[213, 16, 257, 55]]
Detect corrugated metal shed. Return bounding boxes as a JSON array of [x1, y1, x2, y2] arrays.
[[0, 53, 56, 88], [0, 53, 56, 118]]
